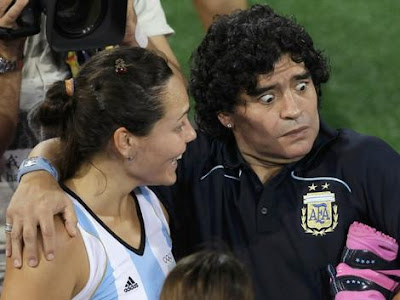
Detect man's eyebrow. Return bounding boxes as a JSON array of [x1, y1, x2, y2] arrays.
[[293, 71, 311, 81], [247, 71, 311, 97], [247, 84, 276, 97]]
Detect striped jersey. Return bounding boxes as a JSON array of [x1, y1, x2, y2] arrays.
[[63, 185, 176, 300]]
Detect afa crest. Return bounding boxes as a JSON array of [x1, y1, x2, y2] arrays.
[[301, 183, 338, 236]]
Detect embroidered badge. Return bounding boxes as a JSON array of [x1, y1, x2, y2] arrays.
[[301, 183, 338, 236]]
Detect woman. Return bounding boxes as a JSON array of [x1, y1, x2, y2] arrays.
[[1, 46, 196, 299]]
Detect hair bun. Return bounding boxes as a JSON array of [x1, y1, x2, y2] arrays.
[[37, 80, 75, 136]]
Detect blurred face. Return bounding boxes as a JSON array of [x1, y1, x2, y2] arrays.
[[131, 75, 196, 186], [225, 54, 320, 165]]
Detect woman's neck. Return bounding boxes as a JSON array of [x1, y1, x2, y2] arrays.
[[64, 156, 138, 217], [65, 156, 144, 249]]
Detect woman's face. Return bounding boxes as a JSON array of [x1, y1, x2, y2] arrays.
[[130, 75, 196, 186]]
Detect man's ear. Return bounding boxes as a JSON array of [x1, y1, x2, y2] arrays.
[[113, 127, 137, 160], [217, 112, 234, 129]]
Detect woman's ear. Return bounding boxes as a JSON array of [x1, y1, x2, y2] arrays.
[[217, 112, 234, 129], [113, 127, 137, 160]]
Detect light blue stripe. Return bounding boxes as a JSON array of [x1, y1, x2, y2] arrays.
[[290, 171, 352, 192], [129, 239, 165, 300], [73, 202, 100, 238], [91, 259, 118, 300]]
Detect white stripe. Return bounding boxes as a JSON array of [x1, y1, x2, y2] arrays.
[[200, 165, 242, 181], [290, 171, 352, 192], [138, 187, 170, 235], [136, 189, 175, 276], [72, 225, 107, 300], [200, 165, 225, 180], [224, 175, 240, 181], [94, 220, 148, 299]]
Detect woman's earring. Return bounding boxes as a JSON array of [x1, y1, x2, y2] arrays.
[[227, 123, 232, 128]]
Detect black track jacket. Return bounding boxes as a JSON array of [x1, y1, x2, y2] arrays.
[[152, 122, 400, 300]]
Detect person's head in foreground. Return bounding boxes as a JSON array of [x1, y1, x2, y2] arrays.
[[160, 250, 254, 300]]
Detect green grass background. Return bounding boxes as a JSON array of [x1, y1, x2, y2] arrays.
[[162, 0, 400, 151]]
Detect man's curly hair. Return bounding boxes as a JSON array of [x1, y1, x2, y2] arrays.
[[190, 4, 330, 139]]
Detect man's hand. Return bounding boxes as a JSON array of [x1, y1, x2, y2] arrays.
[[0, 0, 28, 57], [5, 171, 77, 268]]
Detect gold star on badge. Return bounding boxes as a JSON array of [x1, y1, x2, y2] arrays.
[[322, 182, 330, 190], [308, 183, 317, 191]]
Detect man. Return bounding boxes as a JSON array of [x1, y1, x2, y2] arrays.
[[5, 4, 400, 299]]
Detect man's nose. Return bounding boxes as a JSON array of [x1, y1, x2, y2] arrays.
[[280, 91, 301, 119]]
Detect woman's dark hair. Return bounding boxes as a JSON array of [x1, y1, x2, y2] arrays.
[[190, 4, 330, 139], [160, 250, 254, 300], [38, 47, 173, 180]]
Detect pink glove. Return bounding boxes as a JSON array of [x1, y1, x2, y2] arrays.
[[328, 222, 400, 299]]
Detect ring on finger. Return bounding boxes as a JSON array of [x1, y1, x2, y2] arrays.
[[4, 223, 13, 233]]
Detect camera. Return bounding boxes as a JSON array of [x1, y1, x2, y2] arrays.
[[0, 0, 127, 52]]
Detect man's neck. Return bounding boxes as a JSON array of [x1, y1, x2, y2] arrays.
[[241, 152, 303, 183]]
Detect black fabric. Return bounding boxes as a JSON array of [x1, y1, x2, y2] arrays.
[[151, 121, 400, 300]]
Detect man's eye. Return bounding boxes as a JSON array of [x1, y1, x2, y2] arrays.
[[296, 82, 307, 91], [259, 94, 274, 104]]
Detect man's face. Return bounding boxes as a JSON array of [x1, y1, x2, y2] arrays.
[[222, 54, 320, 165]]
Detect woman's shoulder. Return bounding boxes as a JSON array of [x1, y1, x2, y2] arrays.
[[1, 216, 88, 299]]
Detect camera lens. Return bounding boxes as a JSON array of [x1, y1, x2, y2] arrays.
[[54, 0, 107, 38]]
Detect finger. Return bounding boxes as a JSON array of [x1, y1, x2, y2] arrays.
[[39, 214, 56, 261], [0, 0, 28, 27], [61, 199, 78, 238], [0, 0, 14, 17], [4, 216, 13, 257], [22, 221, 39, 267], [10, 219, 23, 268]]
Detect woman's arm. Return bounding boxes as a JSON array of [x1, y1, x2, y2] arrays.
[[1, 216, 87, 300]]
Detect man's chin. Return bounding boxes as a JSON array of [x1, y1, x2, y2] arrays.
[[283, 144, 314, 162]]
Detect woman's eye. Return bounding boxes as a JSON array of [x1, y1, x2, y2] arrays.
[[296, 82, 307, 91], [259, 94, 274, 104], [176, 120, 186, 132]]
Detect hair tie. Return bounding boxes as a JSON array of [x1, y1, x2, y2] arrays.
[[65, 78, 75, 96]]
